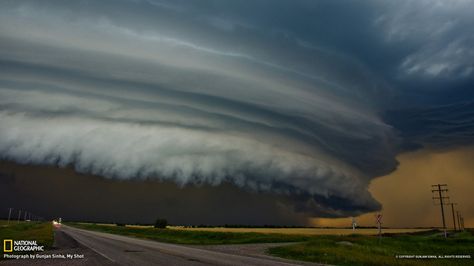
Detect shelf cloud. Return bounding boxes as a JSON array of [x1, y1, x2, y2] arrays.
[[0, 0, 472, 219]]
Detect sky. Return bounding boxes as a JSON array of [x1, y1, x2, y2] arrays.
[[313, 147, 474, 228], [0, 0, 473, 226]]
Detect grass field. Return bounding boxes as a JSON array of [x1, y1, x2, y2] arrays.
[[168, 226, 430, 235], [68, 223, 309, 244], [69, 223, 473, 265], [0, 220, 54, 259], [268, 230, 474, 266]]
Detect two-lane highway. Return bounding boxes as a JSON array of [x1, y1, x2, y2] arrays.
[[59, 225, 315, 266]]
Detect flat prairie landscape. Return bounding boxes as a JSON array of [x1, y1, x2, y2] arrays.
[[69, 223, 473, 265], [168, 226, 430, 235]]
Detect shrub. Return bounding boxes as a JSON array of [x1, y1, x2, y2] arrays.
[[154, 219, 168, 229]]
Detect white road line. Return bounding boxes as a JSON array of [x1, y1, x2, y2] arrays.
[[62, 227, 116, 263]]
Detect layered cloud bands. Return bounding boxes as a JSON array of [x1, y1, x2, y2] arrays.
[[0, 0, 472, 218]]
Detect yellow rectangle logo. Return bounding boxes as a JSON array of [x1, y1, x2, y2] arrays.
[[3, 239, 13, 252]]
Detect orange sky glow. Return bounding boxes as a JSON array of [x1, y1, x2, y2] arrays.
[[312, 146, 474, 228]]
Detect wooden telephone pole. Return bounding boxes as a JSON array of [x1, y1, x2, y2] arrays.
[[432, 184, 449, 238], [457, 211, 462, 231], [450, 203, 457, 231], [7, 208, 13, 224]]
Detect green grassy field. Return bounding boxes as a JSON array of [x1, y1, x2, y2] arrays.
[[0, 220, 54, 259], [268, 230, 474, 266], [68, 223, 309, 244], [68, 223, 473, 265], [169, 226, 430, 235]]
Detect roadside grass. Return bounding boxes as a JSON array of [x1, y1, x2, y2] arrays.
[[67, 223, 309, 245], [168, 226, 430, 235], [268, 230, 474, 266], [0, 220, 54, 259], [67, 222, 473, 265]]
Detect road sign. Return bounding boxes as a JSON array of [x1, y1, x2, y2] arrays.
[[375, 213, 383, 241], [375, 213, 383, 224]]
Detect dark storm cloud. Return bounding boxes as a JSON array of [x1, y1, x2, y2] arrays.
[[0, 0, 472, 219], [0, 161, 308, 225], [385, 101, 474, 149]]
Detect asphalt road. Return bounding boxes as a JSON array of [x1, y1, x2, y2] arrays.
[[57, 225, 314, 266]]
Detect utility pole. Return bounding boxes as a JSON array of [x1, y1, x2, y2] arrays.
[[457, 211, 461, 231], [7, 208, 13, 224], [432, 184, 449, 238], [17, 210, 21, 223], [24, 211, 27, 221], [450, 203, 457, 231]]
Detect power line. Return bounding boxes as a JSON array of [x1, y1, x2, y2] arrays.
[[7, 208, 13, 224], [450, 203, 457, 231], [457, 211, 462, 231], [432, 184, 449, 238]]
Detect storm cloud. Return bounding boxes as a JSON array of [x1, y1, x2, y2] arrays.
[[0, 0, 473, 220]]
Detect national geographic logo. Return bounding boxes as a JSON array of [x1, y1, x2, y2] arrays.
[[3, 240, 44, 252], [3, 240, 12, 253]]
